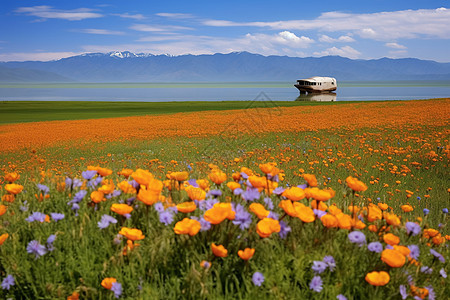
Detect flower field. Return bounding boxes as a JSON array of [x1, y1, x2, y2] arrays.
[[0, 99, 449, 299]]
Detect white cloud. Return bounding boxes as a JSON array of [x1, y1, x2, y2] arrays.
[[156, 13, 194, 19], [113, 13, 146, 20], [130, 24, 193, 32], [0, 52, 81, 62], [202, 8, 450, 41], [313, 46, 361, 59], [15, 6, 102, 21], [319, 34, 355, 43], [78, 29, 125, 35], [385, 42, 406, 49]]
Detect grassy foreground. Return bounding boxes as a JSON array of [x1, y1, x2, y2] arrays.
[[0, 98, 449, 299]]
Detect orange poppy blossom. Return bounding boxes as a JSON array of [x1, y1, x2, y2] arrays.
[[131, 169, 154, 186], [101, 277, 117, 290], [306, 187, 335, 201], [393, 245, 410, 257], [383, 233, 400, 246], [345, 176, 368, 192], [410, 286, 429, 299], [118, 168, 133, 178], [209, 171, 227, 185], [110, 203, 133, 216], [196, 179, 210, 190], [311, 200, 328, 211], [0, 233, 9, 245], [282, 186, 305, 201], [176, 201, 197, 213], [4, 172, 20, 183], [173, 218, 201, 236], [320, 214, 338, 228], [117, 181, 136, 194], [203, 203, 235, 225], [118, 227, 145, 241], [137, 187, 160, 206], [67, 291, 80, 300], [256, 218, 281, 238], [0, 205, 7, 216], [238, 248, 255, 260], [365, 271, 390, 286], [185, 185, 206, 201], [169, 171, 189, 182], [303, 174, 318, 187], [88, 166, 112, 177], [1, 194, 15, 203], [377, 203, 389, 210], [211, 243, 228, 257], [381, 249, 406, 268], [123, 239, 140, 256], [90, 191, 105, 203], [366, 204, 382, 222], [383, 212, 401, 226], [5, 183, 24, 195], [98, 180, 115, 195], [249, 203, 270, 219], [226, 181, 241, 191], [401, 204, 414, 212], [248, 175, 267, 189], [259, 162, 278, 176]]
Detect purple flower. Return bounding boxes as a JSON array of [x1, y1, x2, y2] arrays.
[[207, 189, 222, 197], [297, 183, 308, 189], [323, 256, 336, 271], [423, 208, 429, 215], [272, 187, 285, 195], [37, 184, 50, 194], [154, 202, 164, 213], [268, 211, 279, 220], [159, 210, 174, 225], [399, 285, 407, 299], [199, 217, 211, 232], [82, 170, 97, 180], [72, 178, 83, 188], [385, 244, 394, 250], [187, 179, 199, 187], [27, 240, 47, 259], [309, 276, 323, 292], [278, 220, 291, 239], [129, 180, 139, 189], [368, 242, 383, 253], [263, 197, 274, 210], [26, 212, 47, 223], [240, 172, 249, 179], [242, 187, 260, 201], [408, 245, 420, 260], [405, 222, 421, 236], [50, 212, 65, 222], [111, 281, 122, 298], [65, 177, 73, 189], [312, 261, 328, 274], [426, 285, 435, 300], [420, 266, 433, 274], [337, 295, 347, 300], [1, 275, 15, 290], [313, 209, 327, 218], [47, 234, 56, 251], [232, 204, 252, 230], [430, 249, 445, 263], [439, 268, 447, 278], [233, 188, 243, 195], [443, 208, 448, 214], [252, 272, 264, 286], [348, 231, 366, 245], [98, 214, 118, 229]]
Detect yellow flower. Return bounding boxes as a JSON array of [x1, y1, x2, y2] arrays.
[[237, 248, 255, 260], [173, 218, 201, 236], [365, 271, 390, 286], [211, 243, 228, 257]]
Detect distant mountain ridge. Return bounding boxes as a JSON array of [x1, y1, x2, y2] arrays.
[[1, 51, 450, 82]]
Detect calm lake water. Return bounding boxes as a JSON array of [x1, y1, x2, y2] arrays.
[[0, 82, 449, 102]]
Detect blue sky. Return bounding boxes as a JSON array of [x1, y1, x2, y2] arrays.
[[1, 0, 449, 62]]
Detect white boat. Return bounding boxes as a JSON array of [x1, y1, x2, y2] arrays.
[[294, 76, 337, 94]]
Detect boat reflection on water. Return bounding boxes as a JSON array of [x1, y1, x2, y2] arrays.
[[295, 92, 337, 102]]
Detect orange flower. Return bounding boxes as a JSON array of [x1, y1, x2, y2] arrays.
[[279, 200, 298, 217], [328, 205, 342, 216], [101, 277, 117, 290], [346, 176, 368, 192], [365, 271, 390, 286], [118, 227, 145, 241], [377, 203, 388, 210], [98, 180, 115, 194], [401, 205, 413, 212], [90, 191, 105, 204], [111, 203, 133, 216], [249, 203, 270, 219], [185, 185, 206, 201], [303, 174, 318, 187], [248, 176, 267, 189], [410, 286, 429, 299], [131, 169, 154, 186], [0, 233, 9, 245], [309, 187, 335, 201], [259, 163, 278, 175], [67, 291, 80, 300], [311, 200, 328, 211], [393, 245, 410, 257], [173, 218, 201, 236], [5, 183, 24, 195], [137, 187, 160, 206], [4, 172, 20, 183], [381, 249, 406, 268], [88, 166, 112, 177], [282, 187, 305, 201], [238, 248, 255, 260], [321, 214, 338, 228], [176, 201, 197, 213], [170, 171, 189, 181], [336, 213, 352, 230], [256, 218, 280, 238], [1, 194, 15, 203], [118, 181, 136, 194], [295, 203, 315, 223], [211, 243, 228, 257], [423, 228, 439, 238], [0, 205, 7, 216], [196, 179, 210, 190], [383, 212, 401, 226], [367, 204, 382, 222], [204, 203, 235, 224], [118, 168, 133, 178], [209, 171, 227, 185], [226, 181, 241, 191], [383, 233, 400, 246]]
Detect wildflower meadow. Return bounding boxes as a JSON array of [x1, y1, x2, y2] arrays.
[[0, 99, 449, 299]]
